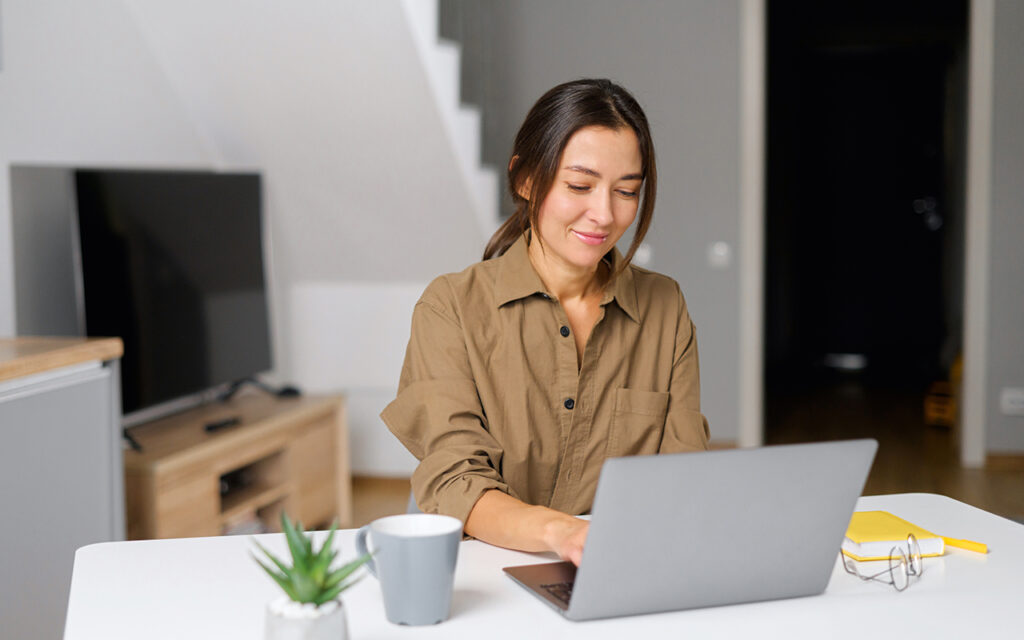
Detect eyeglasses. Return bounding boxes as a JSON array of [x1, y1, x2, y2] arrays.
[[841, 534, 924, 592]]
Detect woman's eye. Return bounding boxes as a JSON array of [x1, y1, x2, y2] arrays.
[[567, 184, 590, 193], [617, 189, 638, 198]]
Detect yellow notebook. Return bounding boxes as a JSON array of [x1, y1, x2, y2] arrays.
[[842, 511, 945, 561]]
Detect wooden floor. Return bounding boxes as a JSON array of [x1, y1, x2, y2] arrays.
[[351, 476, 412, 528], [766, 379, 1024, 522], [351, 381, 1024, 526]]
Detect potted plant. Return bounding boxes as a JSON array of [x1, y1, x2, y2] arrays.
[[252, 512, 371, 640]]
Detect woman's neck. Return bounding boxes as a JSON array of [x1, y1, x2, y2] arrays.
[[527, 237, 607, 303]]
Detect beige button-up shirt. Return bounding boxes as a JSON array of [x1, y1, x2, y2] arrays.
[[381, 232, 709, 525]]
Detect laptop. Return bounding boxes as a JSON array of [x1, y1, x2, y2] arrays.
[[503, 439, 877, 621]]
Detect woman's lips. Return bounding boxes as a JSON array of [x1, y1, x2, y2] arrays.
[[572, 230, 608, 246]]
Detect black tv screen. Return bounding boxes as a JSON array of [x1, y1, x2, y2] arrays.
[[74, 169, 272, 416]]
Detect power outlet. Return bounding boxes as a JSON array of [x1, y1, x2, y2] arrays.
[[999, 388, 1024, 416]]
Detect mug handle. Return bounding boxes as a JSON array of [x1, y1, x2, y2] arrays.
[[354, 525, 377, 577]]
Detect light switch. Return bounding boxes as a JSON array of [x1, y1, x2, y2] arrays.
[[707, 241, 731, 269], [1000, 388, 1024, 416], [633, 242, 653, 266]]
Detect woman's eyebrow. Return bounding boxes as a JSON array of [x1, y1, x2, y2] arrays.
[[564, 165, 643, 181]]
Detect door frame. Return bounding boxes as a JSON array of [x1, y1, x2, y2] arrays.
[[738, 0, 765, 448], [739, 0, 991, 466], [961, 0, 994, 467]]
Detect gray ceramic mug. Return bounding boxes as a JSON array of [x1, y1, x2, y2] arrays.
[[354, 513, 462, 625]]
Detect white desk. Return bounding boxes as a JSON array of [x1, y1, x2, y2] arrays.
[[64, 494, 1024, 639]]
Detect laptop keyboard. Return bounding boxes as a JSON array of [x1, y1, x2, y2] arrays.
[[540, 581, 574, 605]]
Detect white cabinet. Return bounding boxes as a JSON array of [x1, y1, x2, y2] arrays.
[[0, 338, 123, 640]]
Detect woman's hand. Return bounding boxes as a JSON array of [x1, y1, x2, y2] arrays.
[[543, 516, 590, 566], [465, 490, 590, 565]]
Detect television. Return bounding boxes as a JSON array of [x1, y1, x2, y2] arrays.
[[73, 169, 272, 421]]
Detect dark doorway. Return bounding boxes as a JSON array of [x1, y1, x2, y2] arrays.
[[764, 1, 968, 457]]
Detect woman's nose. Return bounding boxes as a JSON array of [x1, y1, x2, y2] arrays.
[[587, 192, 614, 224]]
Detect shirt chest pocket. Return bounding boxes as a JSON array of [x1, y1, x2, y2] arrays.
[[607, 388, 670, 457]]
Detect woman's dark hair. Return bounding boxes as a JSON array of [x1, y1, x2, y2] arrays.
[[483, 78, 657, 273]]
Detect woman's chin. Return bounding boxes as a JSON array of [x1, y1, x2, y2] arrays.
[[564, 250, 608, 272]]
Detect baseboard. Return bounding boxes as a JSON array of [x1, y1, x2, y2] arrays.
[[709, 439, 738, 450], [986, 454, 1024, 471]]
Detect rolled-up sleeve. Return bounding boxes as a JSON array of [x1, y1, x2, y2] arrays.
[[380, 281, 512, 525], [658, 287, 711, 453]]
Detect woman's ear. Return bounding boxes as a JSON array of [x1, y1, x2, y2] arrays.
[[509, 156, 532, 200]]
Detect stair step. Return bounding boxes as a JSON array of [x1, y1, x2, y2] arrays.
[[400, 0, 438, 48], [400, 0, 498, 237]]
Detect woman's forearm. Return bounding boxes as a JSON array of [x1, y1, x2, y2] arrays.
[[465, 489, 589, 564]]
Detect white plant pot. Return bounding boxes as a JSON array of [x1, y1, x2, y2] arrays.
[[264, 596, 349, 640]]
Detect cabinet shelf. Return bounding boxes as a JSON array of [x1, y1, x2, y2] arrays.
[[220, 482, 291, 525], [124, 394, 351, 540]]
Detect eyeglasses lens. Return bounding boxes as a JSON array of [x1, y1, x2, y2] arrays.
[[889, 547, 910, 591], [907, 535, 923, 577]]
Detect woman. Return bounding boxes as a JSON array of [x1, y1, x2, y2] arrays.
[[381, 79, 709, 566]]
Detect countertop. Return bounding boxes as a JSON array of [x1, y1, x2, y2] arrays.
[[0, 336, 123, 383]]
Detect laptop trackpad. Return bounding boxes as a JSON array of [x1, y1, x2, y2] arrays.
[[504, 561, 578, 612]]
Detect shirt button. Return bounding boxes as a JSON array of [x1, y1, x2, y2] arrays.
[[560, 325, 570, 337], [540, 293, 550, 300], [564, 398, 575, 410]]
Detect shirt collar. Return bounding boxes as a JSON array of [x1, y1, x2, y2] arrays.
[[494, 231, 640, 324]]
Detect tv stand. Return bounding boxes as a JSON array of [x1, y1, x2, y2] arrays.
[[218, 376, 301, 402], [123, 393, 351, 539]]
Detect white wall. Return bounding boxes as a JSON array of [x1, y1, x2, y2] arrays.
[[0, 0, 214, 338], [289, 282, 426, 473], [123, 1, 484, 284], [1, 1, 485, 474]]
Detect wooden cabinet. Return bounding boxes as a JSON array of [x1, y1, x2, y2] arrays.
[[124, 394, 352, 539]]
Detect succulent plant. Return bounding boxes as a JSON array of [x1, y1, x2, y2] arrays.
[[252, 512, 371, 606]]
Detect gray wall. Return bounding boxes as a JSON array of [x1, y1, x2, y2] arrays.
[[447, 0, 743, 441], [986, 0, 1024, 452], [11, 166, 81, 336]]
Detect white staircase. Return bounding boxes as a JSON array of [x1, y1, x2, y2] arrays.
[[400, 0, 500, 239]]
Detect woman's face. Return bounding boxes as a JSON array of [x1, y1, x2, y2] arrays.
[[532, 125, 643, 273]]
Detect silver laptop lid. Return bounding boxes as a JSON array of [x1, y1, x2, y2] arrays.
[[567, 439, 877, 620]]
